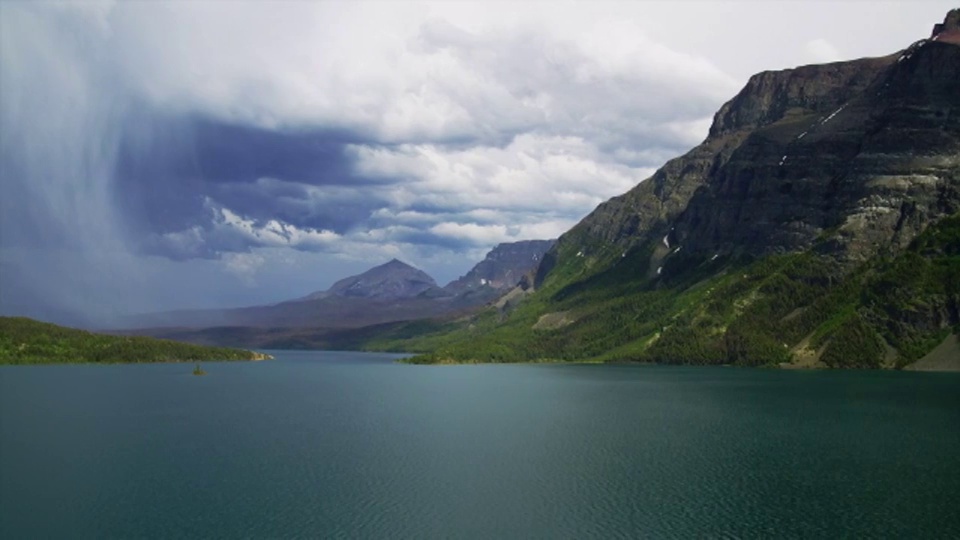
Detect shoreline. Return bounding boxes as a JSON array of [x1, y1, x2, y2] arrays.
[[396, 356, 960, 372]]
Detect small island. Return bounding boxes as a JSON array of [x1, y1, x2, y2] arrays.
[[0, 317, 271, 365], [192, 363, 207, 376]]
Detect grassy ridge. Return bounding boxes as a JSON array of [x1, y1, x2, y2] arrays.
[[0, 317, 269, 364], [371, 214, 960, 367]]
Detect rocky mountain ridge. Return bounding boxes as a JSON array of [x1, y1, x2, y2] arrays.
[[125, 239, 554, 330], [445, 240, 555, 294]]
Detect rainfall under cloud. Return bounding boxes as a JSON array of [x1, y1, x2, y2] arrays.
[[0, 0, 952, 325]]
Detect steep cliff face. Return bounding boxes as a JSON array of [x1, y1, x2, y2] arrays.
[[537, 53, 901, 285], [674, 39, 959, 263], [708, 57, 893, 137], [543, 16, 959, 284]]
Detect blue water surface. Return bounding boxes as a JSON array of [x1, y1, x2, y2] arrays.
[[2, 351, 959, 538]]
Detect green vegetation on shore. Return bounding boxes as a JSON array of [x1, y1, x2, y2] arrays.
[[0, 317, 270, 364], [370, 214, 960, 367]]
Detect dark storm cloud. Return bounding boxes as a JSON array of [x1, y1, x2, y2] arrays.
[[189, 120, 357, 186], [111, 111, 206, 235], [208, 177, 382, 234], [390, 229, 472, 250], [112, 113, 397, 256]]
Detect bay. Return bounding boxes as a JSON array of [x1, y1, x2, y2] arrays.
[[1, 351, 959, 538]]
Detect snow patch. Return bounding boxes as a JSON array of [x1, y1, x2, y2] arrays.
[[779, 155, 787, 166], [576, 251, 583, 257], [897, 42, 924, 63], [710, 253, 719, 261], [796, 131, 807, 140], [662, 235, 670, 249], [820, 105, 845, 125], [673, 246, 682, 254], [656, 266, 662, 275]]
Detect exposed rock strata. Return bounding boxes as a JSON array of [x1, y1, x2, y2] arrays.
[[544, 20, 959, 276]]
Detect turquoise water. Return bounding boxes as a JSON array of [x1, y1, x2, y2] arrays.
[[1, 351, 959, 538]]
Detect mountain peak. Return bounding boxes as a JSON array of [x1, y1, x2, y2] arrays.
[[383, 258, 411, 268], [942, 8, 959, 30], [932, 9, 960, 43], [329, 259, 436, 300], [296, 258, 437, 302]]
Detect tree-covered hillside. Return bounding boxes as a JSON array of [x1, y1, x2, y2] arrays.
[[369, 214, 959, 368], [0, 317, 269, 364]]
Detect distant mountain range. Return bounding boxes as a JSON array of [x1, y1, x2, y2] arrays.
[[125, 239, 554, 331]]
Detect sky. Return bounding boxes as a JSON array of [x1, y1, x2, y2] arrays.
[[0, 0, 954, 326]]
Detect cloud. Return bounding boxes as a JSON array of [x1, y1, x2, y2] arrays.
[[222, 252, 266, 286], [98, 2, 739, 147], [104, 8, 727, 265], [803, 38, 843, 64], [140, 128, 651, 258], [350, 133, 654, 213], [214, 206, 341, 250]]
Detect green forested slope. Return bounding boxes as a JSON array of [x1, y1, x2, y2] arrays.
[[371, 214, 959, 367], [0, 317, 269, 364]]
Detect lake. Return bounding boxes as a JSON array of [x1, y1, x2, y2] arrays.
[[2, 351, 959, 538]]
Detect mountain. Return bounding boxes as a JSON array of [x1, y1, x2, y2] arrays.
[[300, 259, 439, 301], [378, 10, 960, 369], [125, 240, 554, 332], [445, 240, 555, 294]]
